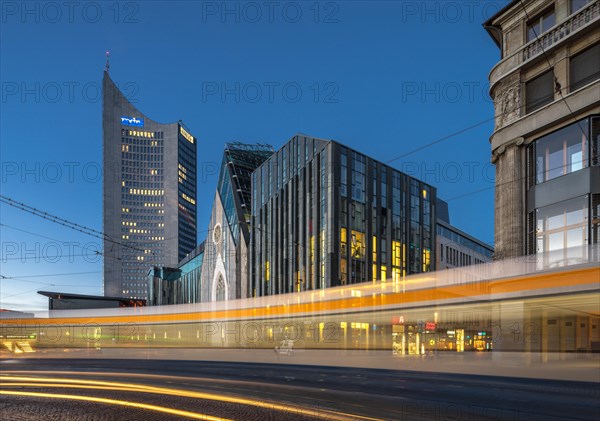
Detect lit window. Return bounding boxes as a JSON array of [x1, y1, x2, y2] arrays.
[[535, 196, 588, 259], [530, 118, 589, 184], [350, 231, 365, 259]]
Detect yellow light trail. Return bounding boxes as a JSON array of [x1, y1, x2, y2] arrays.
[[0, 375, 380, 421], [0, 390, 232, 420], [4, 266, 597, 326]]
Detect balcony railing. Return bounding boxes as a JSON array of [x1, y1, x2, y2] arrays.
[[523, 1, 599, 62]]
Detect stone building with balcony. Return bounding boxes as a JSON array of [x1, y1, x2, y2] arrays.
[[484, 0, 599, 260]]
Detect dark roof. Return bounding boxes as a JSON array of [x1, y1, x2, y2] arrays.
[[483, 0, 520, 48], [219, 142, 275, 243], [483, 0, 519, 27], [38, 291, 145, 304], [436, 219, 494, 253]]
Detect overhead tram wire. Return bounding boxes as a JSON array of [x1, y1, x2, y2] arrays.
[[385, 2, 591, 166], [518, 0, 592, 140], [0, 195, 148, 255], [383, 2, 595, 204], [0, 223, 130, 261], [383, 87, 581, 166], [0, 223, 74, 243], [0, 223, 115, 261], [441, 0, 599, 204], [385, 117, 495, 163], [444, 156, 589, 203], [0, 271, 102, 279], [382, 101, 526, 165]]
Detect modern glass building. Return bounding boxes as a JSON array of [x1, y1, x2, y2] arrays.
[[148, 242, 204, 306], [201, 143, 274, 301], [250, 135, 436, 297], [102, 71, 197, 299]]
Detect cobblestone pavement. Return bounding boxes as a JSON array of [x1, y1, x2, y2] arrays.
[[0, 386, 329, 421], [1, 358, 599, 421]]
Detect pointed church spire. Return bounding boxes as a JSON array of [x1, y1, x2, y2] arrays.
[[105, 50, 110, 73]]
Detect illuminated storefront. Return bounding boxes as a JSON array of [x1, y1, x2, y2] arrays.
[[391, 316, 494, 355]]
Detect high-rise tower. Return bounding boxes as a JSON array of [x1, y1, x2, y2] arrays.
[[102, 71, 197, 298]]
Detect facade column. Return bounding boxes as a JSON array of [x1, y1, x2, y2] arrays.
[[492, 140, 525, 259]]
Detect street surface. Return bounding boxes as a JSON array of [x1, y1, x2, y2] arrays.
[[1, 358, 599, 420]]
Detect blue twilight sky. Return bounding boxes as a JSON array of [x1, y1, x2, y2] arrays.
[[0, 1, 507, 311]]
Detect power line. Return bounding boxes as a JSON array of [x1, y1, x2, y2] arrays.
[[385, 117, 494, 163], [0, 223, 125, 261], [1, 253, 101, 261], [385, 2, 590, 166], [517, 0, 590, 140], [0, 271, 101, 280], [0, 223, 74, 244], [442, 1, 595, 203], [444, 156, 588, 203], [0, 196, 147, 255]]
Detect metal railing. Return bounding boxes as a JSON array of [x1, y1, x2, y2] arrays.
[[523, 1, 599, 62]]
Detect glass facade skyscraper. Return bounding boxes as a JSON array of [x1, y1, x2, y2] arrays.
[[102, 71, 197, 299], [251, 135, 436, 297]]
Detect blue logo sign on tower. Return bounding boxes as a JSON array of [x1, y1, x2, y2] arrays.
[[121, 116, 144, 127]]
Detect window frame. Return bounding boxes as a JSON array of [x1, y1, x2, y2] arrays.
[[571, 0, 593, 14], [526, 7, 556, 43], [525, 69, 555, 114], [569, 42, 600, 93], [527, 117, 592, 187], [534, 195, 589, 259]]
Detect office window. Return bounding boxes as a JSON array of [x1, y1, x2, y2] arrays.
[[350, 230, 366, 259], [351, 152, 366, 203], [592, 194, 600, 244], [532, 118, 588, 183], [527, 8, 555, 42], [381, 167, 387, 207], [592, 116, 600, 166], [341, 149, 347, 197], [570, 43, 600, 92], [536, 196, 588, 254], [526, 70, 554, 113]]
